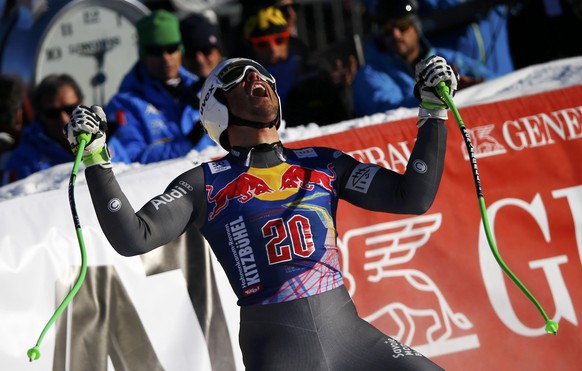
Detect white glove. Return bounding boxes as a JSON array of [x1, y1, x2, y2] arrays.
[[64, 105, 111, 167], [414, 55, 458, 126]]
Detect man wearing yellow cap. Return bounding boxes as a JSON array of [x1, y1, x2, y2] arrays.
[[242, 5, 354, 128], [104, 10, 215, 164]]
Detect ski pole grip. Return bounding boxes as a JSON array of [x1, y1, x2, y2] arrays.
[[435, 81, 451, 105], [77, 132, 92, 146]]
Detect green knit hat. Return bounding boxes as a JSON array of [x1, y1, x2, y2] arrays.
[[137, 10, 182, 57]]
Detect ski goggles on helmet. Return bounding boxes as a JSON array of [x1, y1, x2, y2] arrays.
[[217, 59, 276, 92]]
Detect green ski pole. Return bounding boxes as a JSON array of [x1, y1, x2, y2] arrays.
[[27, 132, 92, 361], [434, 82, 558, 335]]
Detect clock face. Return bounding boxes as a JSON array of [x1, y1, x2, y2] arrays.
[[0, 0, 149, 106]]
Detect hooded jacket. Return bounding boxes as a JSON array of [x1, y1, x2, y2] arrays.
[[352, 36, 497, 117], [105, 63, 215, 164]]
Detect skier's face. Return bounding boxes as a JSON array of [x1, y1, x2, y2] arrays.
[[223, 69, 279, 124]]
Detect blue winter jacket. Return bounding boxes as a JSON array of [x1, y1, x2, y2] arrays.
[[105, 63, 215, 164], [2, 120, 128, 184], [417, 0, 514, 75], [352, 38, 497, 117]]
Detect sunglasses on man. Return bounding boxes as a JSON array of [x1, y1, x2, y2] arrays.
[[249, 32, 290, 50], [383, 18, 413, 34], [42, 104, 78, 119], [144, 43, 181, 57]]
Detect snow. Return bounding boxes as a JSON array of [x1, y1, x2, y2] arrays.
[[1, 55, 582, 202]]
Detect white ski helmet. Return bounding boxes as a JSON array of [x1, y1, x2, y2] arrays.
[[199, 57, 282, 149]]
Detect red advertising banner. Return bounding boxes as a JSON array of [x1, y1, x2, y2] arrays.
[[287, 85, 582, 370]]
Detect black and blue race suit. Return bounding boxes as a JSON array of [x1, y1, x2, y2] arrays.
[[85, 119, 447, 370]]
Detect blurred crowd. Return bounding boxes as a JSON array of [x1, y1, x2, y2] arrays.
[[1, 0, 581, 185]]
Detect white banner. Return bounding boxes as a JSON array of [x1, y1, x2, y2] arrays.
[[0, 159, 243, 371]]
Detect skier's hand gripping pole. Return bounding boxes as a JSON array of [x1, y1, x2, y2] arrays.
[[65, 105, 111, 167], [434, 81, 559, 335], [414, 55, 458, 126]]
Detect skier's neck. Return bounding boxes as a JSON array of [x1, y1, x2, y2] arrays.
[[229, 142, 286, 168]]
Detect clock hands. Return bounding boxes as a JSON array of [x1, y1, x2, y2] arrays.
[[70, 37, 119, 105]]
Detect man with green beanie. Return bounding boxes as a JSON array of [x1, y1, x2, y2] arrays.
[[137, 9, 183, 59], [104, 9, 215, 164]]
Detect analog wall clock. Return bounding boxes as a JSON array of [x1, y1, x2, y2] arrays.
[[0, 0, 150, 106]]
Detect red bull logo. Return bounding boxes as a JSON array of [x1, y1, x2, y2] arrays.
[[206, 173, 274, 220], [206, 163, 336, 220], [279, 163, 336, 194]]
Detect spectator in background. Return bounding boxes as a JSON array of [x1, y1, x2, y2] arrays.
[[105, 10, 215, 164], [0, 75, 32, 179], [242, 5, 353, 127], [352, 0, 497, 117], [2, 74, 126, 184], [231, 0, 303, 58], [238, 0, 358, 95], [365, 0, 515, 76], [180, 11, 225, 80]]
